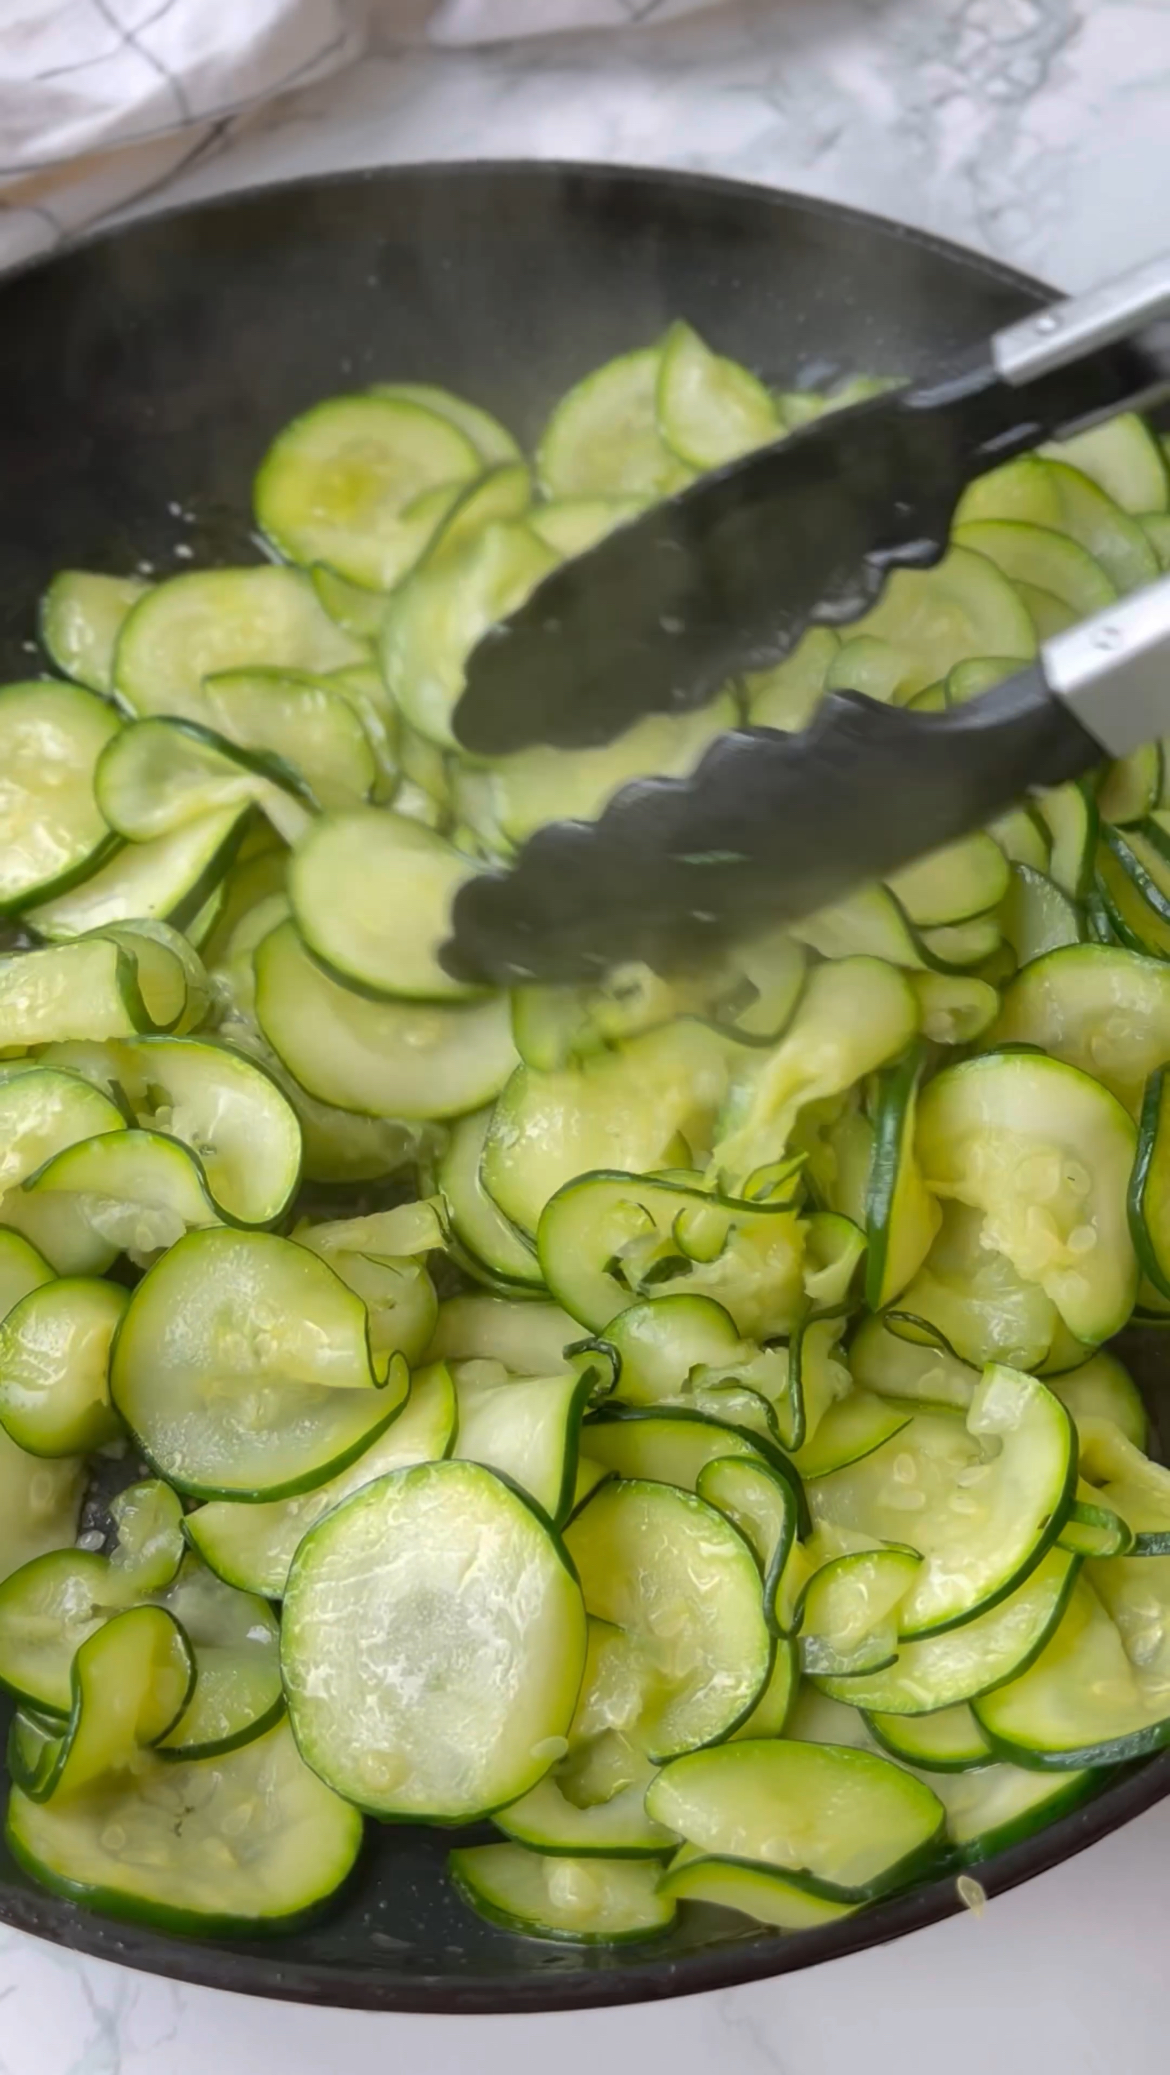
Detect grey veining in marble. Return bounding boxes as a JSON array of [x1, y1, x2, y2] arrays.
[[5, 2, 1170, 2067]]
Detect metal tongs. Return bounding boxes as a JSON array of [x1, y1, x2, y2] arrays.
[[444, 253, 1170, 987]]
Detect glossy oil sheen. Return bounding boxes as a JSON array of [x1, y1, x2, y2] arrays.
[[0, 161, 1168, 2013]]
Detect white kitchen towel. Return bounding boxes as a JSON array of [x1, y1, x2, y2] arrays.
[[0, 0, 723, 271]]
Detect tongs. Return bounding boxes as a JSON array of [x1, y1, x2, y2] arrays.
[[445, 254, 1170, 986]]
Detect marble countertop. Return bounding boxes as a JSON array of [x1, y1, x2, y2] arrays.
[[6, 1, 1170, 2067]]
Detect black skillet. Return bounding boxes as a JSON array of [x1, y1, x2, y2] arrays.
[[1, 161, 1168, 2015]]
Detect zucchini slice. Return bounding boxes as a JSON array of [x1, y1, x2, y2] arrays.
[[813, 1546, 1078, 1715], [282, 1459, 587, 1820], [453, 1363, 593, 1525], [0, 939, 177, 1047], [695, 1454, 797, 1637], [890, 1200, 1060, 1373], [254, 393, 481, 588], [93, 717, 311, 843], [809, 1372, 1075, 1638], [537, 1169, 805, 1341], [926, 1758, 1096, 1862], [255, 920, 517, 1121], [865, 1042, 941, 1311], [657, 1848, 858, 1931], [866, 1702, 992, 1773], [0, 680, 121, 913], [646, 1739, 945, 1900], [113, 567, 364, 726], [111, 1034, 302, 1228], [7, 1716, 361, 1937], [425, 1295, 573, 1375], [25, 1128, 221, 1263], [205, 668, 378, 812], [0, 1428, 83, 1590], [187, 1361, 457, 1597], [1044, 414, 1170, 514], [1047, 1348, 1146, 1450], [713, 957, 918, 1182], [492, 1772, 675, 1860], [916, 1051, 1139, 1344], [27, 805, 247, 942], [0, 1278, 125, 1455], [845, 545, 1035, 695], [110, 1227, 406, 1501], [436, 1109, 545, 1289], [989, 942, 1170, 1116], [975, 1575, 1170, 1767], [847, 1314, 977, 1411], [1128, 1066, 1170, 1296], [537, 346, 692, 500], [482, 1017, 733, 1238], [563, 1476, 772, 1761], [656, 321, 781, 469], [998, 865, 1084, 967], [953, 520, 1116, 615], [451, 1845, 675, 1944], [289, 809, 480, 1003], [153, 1555, 283, 1761], [482, 694, 738, 849], [796, 1547, 922, 1679], [369, 382, 521, 467], [39, 571, 149, 694]]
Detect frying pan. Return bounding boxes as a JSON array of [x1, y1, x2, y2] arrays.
[[0, 160, 1168, 2014]]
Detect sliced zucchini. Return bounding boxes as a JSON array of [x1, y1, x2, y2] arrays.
[[916, 1051, 1139, 1344], [154, 1555, 283, 1761], [1047, 1348, 1146, 1450], [713, 957, 918, 1182], [27, 805, 246, 942], [309, 563, 388, 641], [283, 1459, 587, 1820], [0, 1277, 125, 1455], [1044, 414, 1169, 514], [0, 1069, 124, 1200], [646, 1739, 944, 1898], [7, 1716, 361, 1937], [603, 1292, 746, 1404], [0, 1549, 123, 1715], [110, 1227, 405, 1501], [205, 668, 378, 811], [975, 1575, 1170, 1767], [656, 321, 780, 469], [998, 865, 1084, 967], [747, 627, 839, 732], [1129, 1066, 1170, 1296], [810, 1371, 1074, 1638], [493, 1771, 676, 1860], [846, 546, 1035, 696], [15, 1605, 196, 1804], [380, 520, 557, 749], [40, 571, 149, 694], [814, 1546, 1077, 1715], [953, 520, 1116, 615], [110, 1034, 302, 1228], [1099, 746, 1162, 827], [847, 1314, 977, 1411], [538, 1169, 805, 1341], [657, 1849, 857, 1931], [289, 809, 479, 1002], [25, 1129, 221, 1262], [1038, 783, 1097, 897], [887, 833, 1008, 928], [563, 1477, 772, 1760], [481, 693, 738, 849], [369, 382, 521, 468], [789, 1390, 913, 1482], [891, 1200, 1059, 1373], [989, 942, 1170, 1116], [254, 392, 480, 588], [453, 1364, 592, 1525], [926, 1757, 1096, 1861], [108, 1479, 185, 1594], [579, 1405, 773, 1498], [0, 1428, 83, 1588], [113, 567, 364, 726], [866, 1702, 992, 1772], [426, 1296, 576, 1374], [451, 1845, 675, 1944], [94, 717, 310, 844], [797, 1547, 922, 1679], [537, 346, 691, 500], [436, 1108, 544, 1289], [255, 920, 517, 1121], [528, 496, 646, 559], [866, 1043, 941, 1311], [482, 1018, 733, 1238], [295, 1202, 440, 1364], [0, 680, 121, 912], [695, 1454, 797, 1636], [0, 938, 175, 1047], [187, 1361, 457, 1597]]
